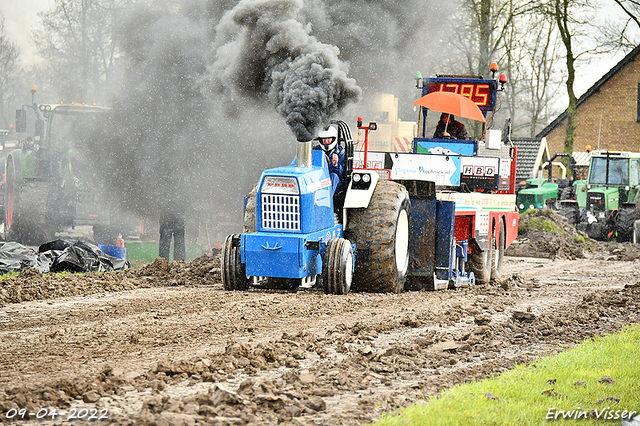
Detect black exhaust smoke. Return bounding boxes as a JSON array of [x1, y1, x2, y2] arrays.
[[209, 0, 362, 142], [81, 0, 417, 230]]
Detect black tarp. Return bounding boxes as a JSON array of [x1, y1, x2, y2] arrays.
[[0, 239, 129, 274]]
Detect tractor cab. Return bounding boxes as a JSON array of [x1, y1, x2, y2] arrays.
[[588, 155, 632, 186], [578, 150, 640, 210]]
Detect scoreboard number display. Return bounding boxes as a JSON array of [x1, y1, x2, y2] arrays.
[[424, 77, 497, 112]]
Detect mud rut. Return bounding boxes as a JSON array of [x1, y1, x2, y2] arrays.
[[1, 251, 640, 425]]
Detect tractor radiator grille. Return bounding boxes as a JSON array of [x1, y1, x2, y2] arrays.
[[261, 194, 300, 231], [587, 193, 605, 211]]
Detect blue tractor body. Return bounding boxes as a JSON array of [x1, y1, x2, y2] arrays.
[[242, 149, 343, 279]]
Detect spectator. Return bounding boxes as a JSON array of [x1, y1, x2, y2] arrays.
[[433, 113, 468, 140], [159, 209, 185, 261]]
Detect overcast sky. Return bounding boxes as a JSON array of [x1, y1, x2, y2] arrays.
[[1, 0, 53, 65], [0, 0, 634, 97]]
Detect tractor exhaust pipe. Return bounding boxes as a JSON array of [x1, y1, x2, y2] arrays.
[[296, 140, 313, 168], [537, 167, 543, 189]]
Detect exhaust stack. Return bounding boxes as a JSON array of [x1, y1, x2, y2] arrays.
[[296, 140, 313, 168]]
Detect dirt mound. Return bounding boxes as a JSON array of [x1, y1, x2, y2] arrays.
[[0, 255, 220, 308], [508, 208, 640, 261], [133, 255, 220, 285], [506, 209, 601, 259]]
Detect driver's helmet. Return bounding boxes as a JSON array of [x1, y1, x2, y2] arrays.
[[317, 125, 338, 152]]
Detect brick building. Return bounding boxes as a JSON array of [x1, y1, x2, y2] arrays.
[[538, 44, 640, 155]]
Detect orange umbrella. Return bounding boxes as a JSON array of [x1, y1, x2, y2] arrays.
[[414, 91, 486, 123]]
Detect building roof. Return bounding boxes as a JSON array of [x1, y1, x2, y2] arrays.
[[537, 44, 640, 139], [513, 137, 545, 181]]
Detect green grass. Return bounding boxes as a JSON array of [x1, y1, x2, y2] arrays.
[[374, 324, 640, 425], [0, 271, 20, 281], [518, 209, 569, 235], [521, 216, 568, 235], [573, 233, 590, 244]]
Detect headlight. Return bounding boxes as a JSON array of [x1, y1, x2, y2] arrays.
[[362, 173, 371, 183], [519, 204, 524, 209], [352, 174, 361, 183], [529, 204, 534, 210]]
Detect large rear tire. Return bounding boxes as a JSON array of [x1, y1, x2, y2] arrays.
[[322, 238, 353, 295], [4, 159, 54, 245], [346, 180, 410, 293], [222, 234, 249, 291]]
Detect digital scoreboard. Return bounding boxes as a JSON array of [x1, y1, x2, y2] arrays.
[[423, 77, 497, 112]]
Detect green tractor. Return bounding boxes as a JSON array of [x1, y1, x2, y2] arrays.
[[558, 150, 640, 241], [516, 153, 577, 212], [4, 88, 118, 245]]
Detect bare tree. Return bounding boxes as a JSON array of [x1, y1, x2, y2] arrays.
[[454, 0, 536, 77], [525, 19, 565, 136], [614, 0, 640, 27], [555, 0, 577, 151], [503, 7, 564, 137], [33, 0, 137, 102], [533, 0, 598, 152], [0, 14, 21, 129], [450, 0, 626, 145], [600, 0, 640, 49]]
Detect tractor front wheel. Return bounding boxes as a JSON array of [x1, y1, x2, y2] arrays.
[[616, 207, 637, 242], [222, 234, 249, 291], [558, 205, 579, 225], [322, 238, 353, 295]]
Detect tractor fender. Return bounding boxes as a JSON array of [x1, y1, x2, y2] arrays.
[[342, 170, 379, 209]]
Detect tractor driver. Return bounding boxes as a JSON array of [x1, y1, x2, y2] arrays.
[[433, 113, 469, 140], [314, 124, 345, 194]]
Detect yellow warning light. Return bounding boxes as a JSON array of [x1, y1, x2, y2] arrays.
[[31, 86, 37, 91], [586, 145, 592, 152]]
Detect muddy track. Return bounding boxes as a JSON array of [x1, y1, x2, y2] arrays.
[[0, 252, 639, 425]]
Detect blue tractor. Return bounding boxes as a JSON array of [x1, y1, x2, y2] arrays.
[[222, 118, 475, 294]]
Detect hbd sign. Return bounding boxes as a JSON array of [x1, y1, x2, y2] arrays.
[[460, 157, 499, 189]]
